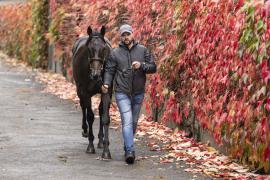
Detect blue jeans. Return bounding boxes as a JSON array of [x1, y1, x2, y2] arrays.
[[115, 92, 144, 152]]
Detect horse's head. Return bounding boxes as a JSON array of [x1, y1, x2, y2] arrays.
[[86, 26, 110, 79]]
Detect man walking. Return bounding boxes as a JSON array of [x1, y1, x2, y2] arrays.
[[102, 24, 156, 164]]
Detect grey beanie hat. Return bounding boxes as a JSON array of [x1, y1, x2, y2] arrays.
[[119, 24, 133, 35]]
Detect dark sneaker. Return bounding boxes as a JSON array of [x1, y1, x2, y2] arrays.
[[125, 151, 135, 164]]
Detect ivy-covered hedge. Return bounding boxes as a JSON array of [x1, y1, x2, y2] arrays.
[[164, 1, 270, 172]]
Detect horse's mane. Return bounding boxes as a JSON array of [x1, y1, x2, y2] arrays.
[[104, 37, 112, 48]]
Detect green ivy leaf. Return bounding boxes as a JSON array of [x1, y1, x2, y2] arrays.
[[256, 20, 265, 35], [247, 6, 255, 23]]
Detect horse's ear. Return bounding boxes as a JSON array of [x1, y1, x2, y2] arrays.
[[87, 26, 92, 36], [100, 26, 106, 37]]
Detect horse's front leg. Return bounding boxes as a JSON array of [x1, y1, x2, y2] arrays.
[[97, 102, 104, 149], [86, 98, 96, 154], [101, 92, 111, 159]]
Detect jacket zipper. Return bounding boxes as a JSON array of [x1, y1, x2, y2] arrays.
[[127, 50, 133, 97]]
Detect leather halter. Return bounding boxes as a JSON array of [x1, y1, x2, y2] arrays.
[[87, 35, 107, 81]]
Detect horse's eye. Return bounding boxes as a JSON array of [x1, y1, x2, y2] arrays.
[[99, 48, 106, 57]]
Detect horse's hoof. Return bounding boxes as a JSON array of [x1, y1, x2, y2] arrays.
[[86, 145, 95, 154], [97, 141, 104, 149], [82, 131, 88, 138], [102, 151, 111, 159]]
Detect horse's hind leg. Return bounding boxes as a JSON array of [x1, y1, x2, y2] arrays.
[[86, 99, 95, 154], [97, 102, 104, 149]]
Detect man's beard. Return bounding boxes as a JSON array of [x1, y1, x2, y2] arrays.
[[123, 39, 133, 46]]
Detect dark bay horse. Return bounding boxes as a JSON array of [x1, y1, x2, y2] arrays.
[[72, 26, 112, 159]]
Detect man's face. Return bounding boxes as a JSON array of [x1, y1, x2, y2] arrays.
[[121, 32, 133, 46]]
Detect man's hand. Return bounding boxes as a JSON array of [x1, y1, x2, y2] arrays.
[[132, 61, 141, 69], [101, 84, 109, 94]]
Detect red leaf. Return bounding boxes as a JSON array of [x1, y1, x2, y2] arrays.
[[236, 0, 245, 10], [145, 102, 151, 114], [261, 60, 270, 84], [261, 117, 268, 134], [264, 147, 270, 161], [265, 97, 270, 112], [220, 113, 227, 123], [184, 104, 189, 118]]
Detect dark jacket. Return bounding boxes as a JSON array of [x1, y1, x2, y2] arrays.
[[103, 41, 156, 95]]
